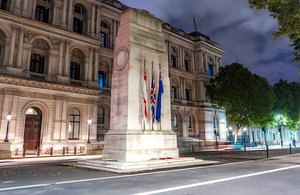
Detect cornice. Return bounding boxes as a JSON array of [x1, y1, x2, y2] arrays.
[[0, 74, 109, 97]]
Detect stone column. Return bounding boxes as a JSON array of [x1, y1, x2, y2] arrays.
[[52, 3, 59, 25], [64, 41, 71, 76], [8, 26, 18, 66], [26, 48, 32, 70], [32, 0, 37, 19], [94, 49, 99, 82], [113, 20, 117, 49], [96, 6, 101, 38], [67, 0, 74, 29], [204, 52, 208, 73], [48, 50, 54, 76], [87, 15, 91, 35], [191, 51, 195, 73], [109, 21, 113, 49], [88, 48, 93, 81], [14, 0, 21, 13], [22, 0, 29, 15], [16, 28, 24, 68], [199, 50, 203, 73], [182, 119, 188, 137], [61, 0, 67, 27], [91, 4, 96, 37], [84, 58, 89, 80], [58, 39, 64, 75]]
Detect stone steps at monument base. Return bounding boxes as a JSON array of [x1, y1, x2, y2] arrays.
[[78, 157, 203, 170], [70, 159, 218, 173]]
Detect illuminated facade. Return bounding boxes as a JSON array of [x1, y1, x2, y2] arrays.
[[0, 0, 226, 152]]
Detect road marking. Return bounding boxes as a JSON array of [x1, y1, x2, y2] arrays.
[[0, 153, 299, 192], [132, 164, 300, 195]]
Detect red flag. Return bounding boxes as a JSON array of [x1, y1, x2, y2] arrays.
[[143, 65, 148, 120]]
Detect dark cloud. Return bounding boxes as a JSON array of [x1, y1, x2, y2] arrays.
[[120, 0, 300, 85]]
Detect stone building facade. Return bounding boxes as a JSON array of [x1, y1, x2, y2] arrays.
[[0, 0, 226, 152]]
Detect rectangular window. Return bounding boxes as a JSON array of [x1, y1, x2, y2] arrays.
[[185, 89, 189, 101], [188, 116, 191, 128], [97, 107, 105, 124], [98, 71, 107, 88], [209, 65, 213, 76], [70, 62, 80, 80], [0, 0, 7, 11], [69, 114, 80, 139], [185, 60, 189, 71], [100, 32, 109, 48], [35, 5, 48, 23], [171, 55, 176, 68], [73, 18, 83, 34], [172, 87, 176, 99], [30, 54, 44, 74]]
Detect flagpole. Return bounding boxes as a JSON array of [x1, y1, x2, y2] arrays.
[[159, 63, 162, 131], [144, 59, 146, 132], [152, 61, 154, 131]]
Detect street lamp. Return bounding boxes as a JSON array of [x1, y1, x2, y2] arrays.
[[87, 117, 92, 144], [4, 111, 12, 142]]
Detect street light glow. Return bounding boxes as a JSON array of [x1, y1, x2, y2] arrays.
[[88, 117, 92, 124], [6, 112, 11, 121]]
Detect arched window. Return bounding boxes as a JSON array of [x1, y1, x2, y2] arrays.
[[35, 0, 51, 23], [170, 47, 177, 68], [73, 4, 87, 34], [0, 0, 8, 11], [69, 108, 80, 139], [31, 39, 50, 76], [174, 114, 178, 127], [70, 49, 84, 81], [100, 21, 109, 48], [26, 107, 41, 115], [97, 107, 105, 124], [0, 30, 5, 66], [188, 115, 191, 128]]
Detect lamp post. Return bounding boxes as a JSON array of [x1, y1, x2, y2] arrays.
[[87, 117, 91, 144], [4, 111, 12, 142]]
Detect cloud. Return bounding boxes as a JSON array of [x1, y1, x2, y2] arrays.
[[120, 0, 300, 85]]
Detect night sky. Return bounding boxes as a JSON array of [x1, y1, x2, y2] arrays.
[[120, 0, 300, 85]]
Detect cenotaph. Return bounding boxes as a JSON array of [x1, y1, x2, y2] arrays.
[[102, 8, 179, 162]]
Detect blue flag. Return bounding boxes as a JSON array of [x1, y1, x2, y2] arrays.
[[156, 70, 164, 123]]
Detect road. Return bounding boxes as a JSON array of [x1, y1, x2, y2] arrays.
[[1, 153, 300, 195]]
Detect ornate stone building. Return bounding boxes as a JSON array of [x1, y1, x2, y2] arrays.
[[0, 0, 226, 152]]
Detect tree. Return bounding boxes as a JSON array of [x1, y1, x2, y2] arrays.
[[206, 63, 275, 143], [248, 0, 300, 62], [273, 79, 300, 130]]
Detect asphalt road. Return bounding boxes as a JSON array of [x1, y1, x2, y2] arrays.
[[1, 152, 300, 195]]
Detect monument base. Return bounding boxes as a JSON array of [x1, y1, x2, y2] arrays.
[[0, 142, 12, 159], [102, 130, 179, 162]]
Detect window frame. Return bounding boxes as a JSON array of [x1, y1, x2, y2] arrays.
[[68, 109, 80, 140], [185, 89, 190, 101], [188, 116, 191, 128], [30, 53, 45, 74], [70, 61, 81, 80], [98, 71, 107, 88], [174, 114, 178, 127], [97, 107, 105, 124]]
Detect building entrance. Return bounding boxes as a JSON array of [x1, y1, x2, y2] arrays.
[[23, 107, 42, 150]]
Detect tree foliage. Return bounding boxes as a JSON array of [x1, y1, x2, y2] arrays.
[[273, 79, 300, 130], [248, 0, 300, 62], [206, 63, 275, 142]]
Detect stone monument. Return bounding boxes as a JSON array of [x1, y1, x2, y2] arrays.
[[102, 8, 179, 162]]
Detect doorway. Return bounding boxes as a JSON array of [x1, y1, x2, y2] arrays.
[[23, 107, 42, 150]]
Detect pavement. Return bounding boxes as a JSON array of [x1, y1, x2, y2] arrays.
[[1, 152, 300, 194]]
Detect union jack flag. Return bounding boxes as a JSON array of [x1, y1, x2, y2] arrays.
[[151, 68, 156, 123]]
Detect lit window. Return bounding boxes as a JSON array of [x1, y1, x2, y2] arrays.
[[98, 71, 107, 88], [209, 65, 213, 76], [69, 108, 80, 140], [174, 114, 178, 127], [26, 108, 39, 115]]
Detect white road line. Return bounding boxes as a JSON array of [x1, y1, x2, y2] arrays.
[[132, 164, 300, 195], [0, 153, 299, 192]]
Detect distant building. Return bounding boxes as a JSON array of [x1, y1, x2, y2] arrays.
[[0, 0, 226, 152]]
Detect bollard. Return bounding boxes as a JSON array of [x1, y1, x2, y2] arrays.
[[50, 147, 53, 156], [66, 147, 69, 154], [23, 147, 26, 157], [37, 147, 40, 156], [74, 146, 76, 155], [266, 145, 269, 158], [192, 145, 194, 155], [63, 147, 65, 155], [244, 143, 246, 152], [290, 144, 292, 154]]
